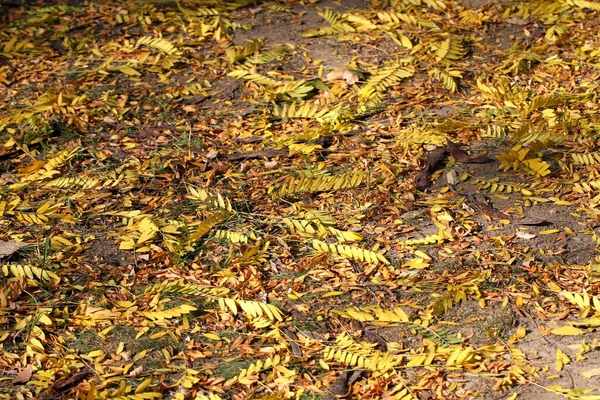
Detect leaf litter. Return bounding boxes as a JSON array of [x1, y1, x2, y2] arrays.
[[2, 0, 600, 399]]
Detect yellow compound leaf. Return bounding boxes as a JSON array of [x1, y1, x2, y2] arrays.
[[312, 240, 389, 265]]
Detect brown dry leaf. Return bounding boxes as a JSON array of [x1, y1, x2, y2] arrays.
[[328, 370, 362, 396], [12, 365, 33, 384], [328, 371, 351, 396], [447, 140, 491, 164], [0, 240, 28, 259], [51, 368, 94, 392], [415, 147, 448, 190]]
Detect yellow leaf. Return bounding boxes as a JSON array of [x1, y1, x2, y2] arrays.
[[547, 282, 562, 293], [401, 34, 413, 49], [37, 201, 60, 215], [3, 36, 17, 52], [556, 349, 570, 371], [581, 367, 600, 378], [456, 347, 474, 364], [436, 212, 454, 222], [322, 291, 343, 298], [135, 377, 152, 393], [119, 239, 136, 250], [134, 349, 148, 361], [554, 200, 572, 206], [593, 296, 600, 313], [175, 304, 197, 314], [119, 65, 141, 76], [539, 229, 560, 235], [238, 375, 257, 385], [162, 224, 180, 234], [515, 296, 524, 307], [403, 257, 430, 269], [575, 317, 600, 327], [414, 250, 431, 260], [408, 354, 427, 367], [136, 327, 149, 339], [550, 325, 585, 336], [87, 349, 105, 358], [28, 337, 44, 352], [99, 326, 115, 339], [38, 314, 52, 326], [203, 333, 221, 341], [446, 346, 461, 366], [18, 160, 45, 174], [150, 331, 168, 339]]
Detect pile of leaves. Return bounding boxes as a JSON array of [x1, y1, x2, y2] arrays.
[[2, 0, 600, 398]]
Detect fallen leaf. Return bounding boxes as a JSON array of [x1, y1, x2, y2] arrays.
[[129, 365, 143, 377], [516, 230, 536, 240], [447, 140, 491, 163], [326, 68, 361, 85], [0, 240, 28, 259], [328, 371, 351, 396], [118, 65, 141, 76], [12, 365, 33, 384], [550, 325, 586, 336], [415, 147, 448, 190], [446, 170, 459, 185], [581, 367, 600, 378], [51, 367, 93, 392]]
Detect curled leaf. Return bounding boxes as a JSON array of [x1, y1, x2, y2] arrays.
[[326, 68, 361, 85], [447, 139, 491, 163]]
